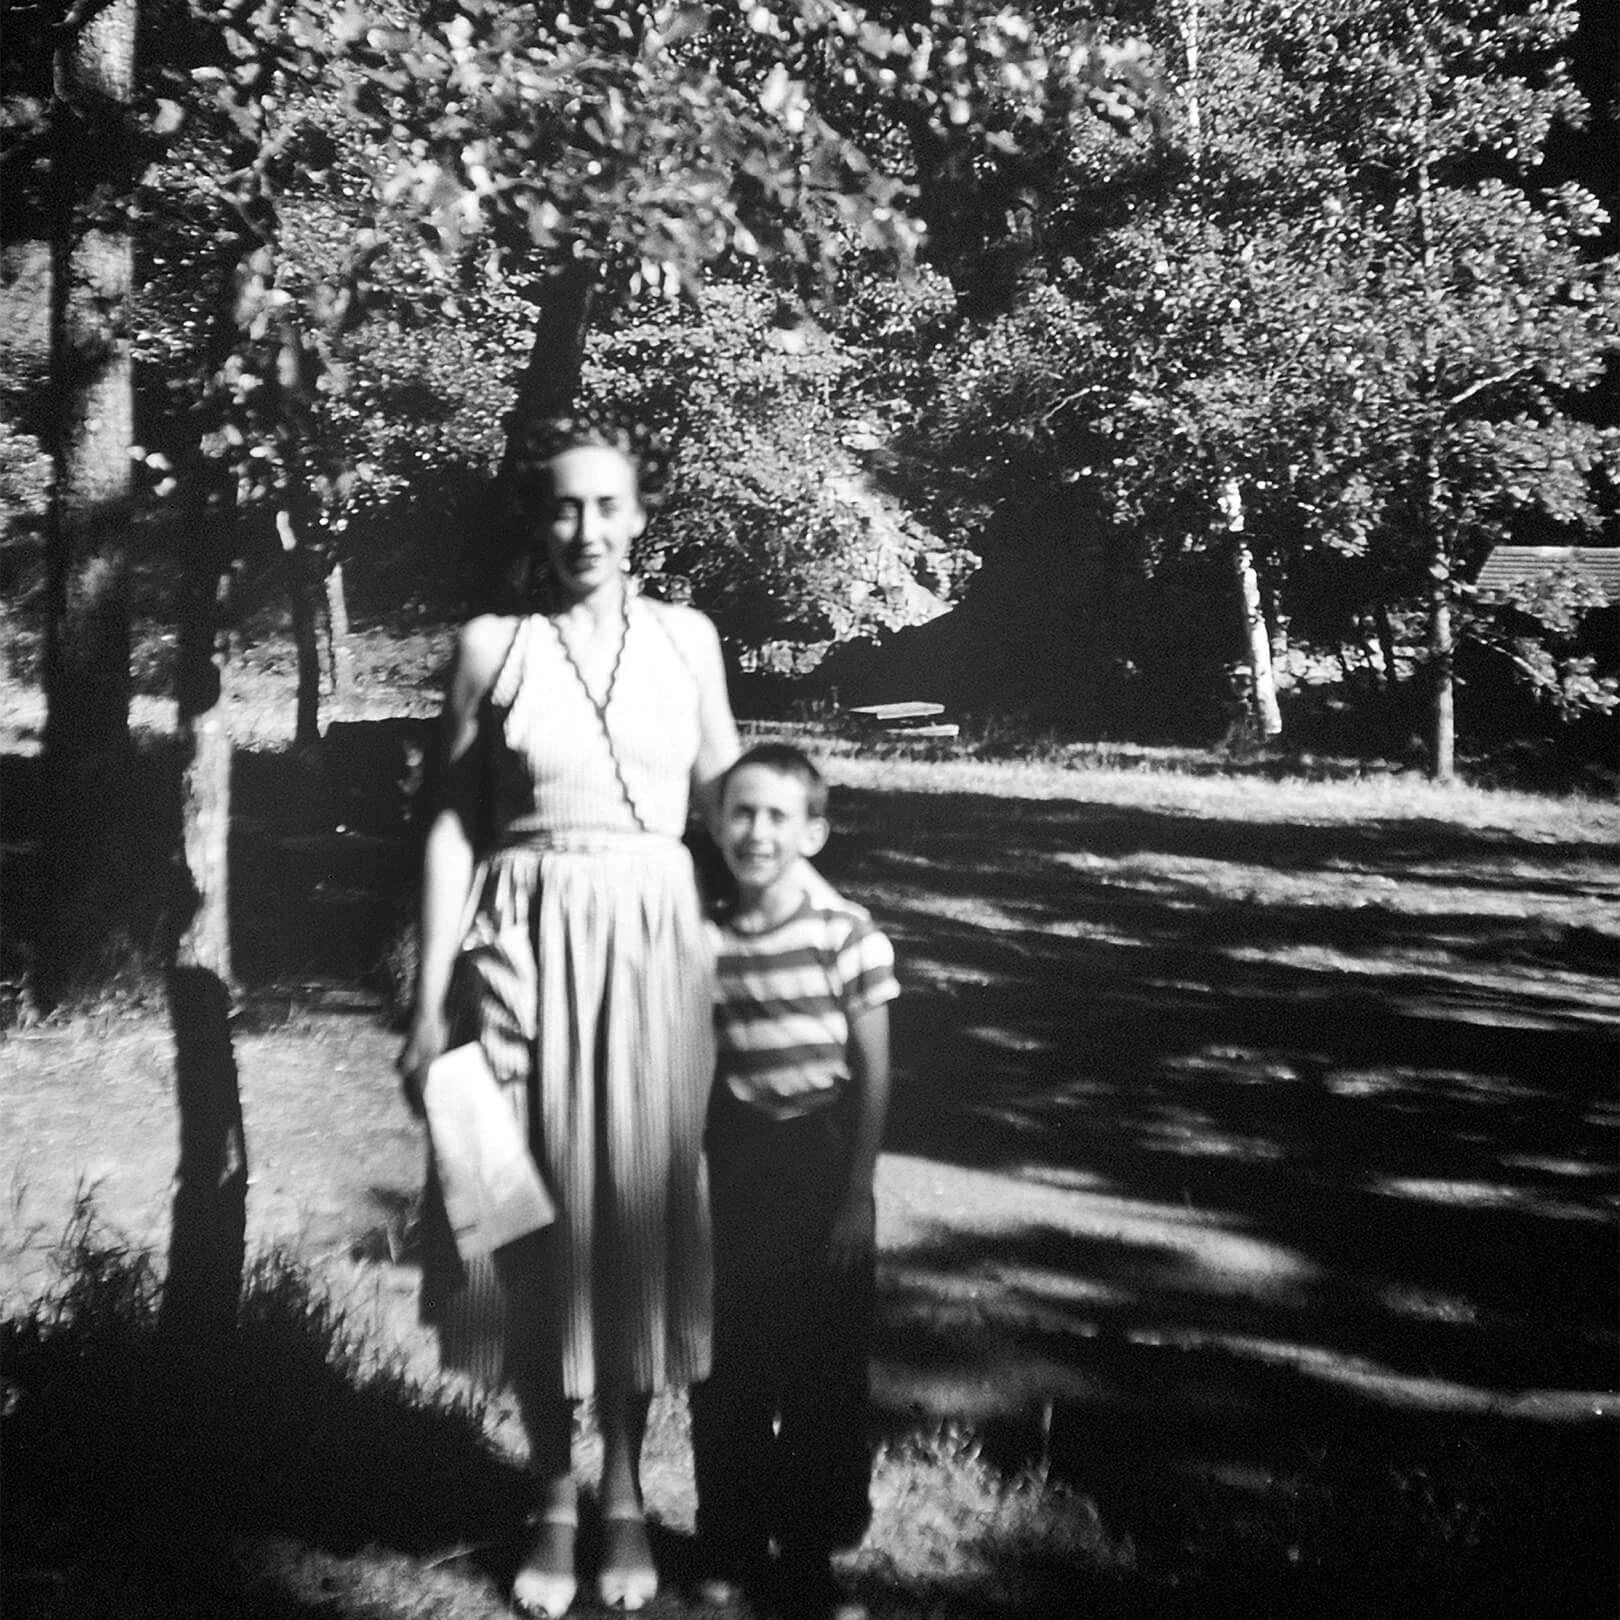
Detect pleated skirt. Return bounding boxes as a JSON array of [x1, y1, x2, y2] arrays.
[[420, 834, 715, 1400]]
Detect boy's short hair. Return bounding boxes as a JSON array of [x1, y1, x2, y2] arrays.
[[722, 742, 829, 820]]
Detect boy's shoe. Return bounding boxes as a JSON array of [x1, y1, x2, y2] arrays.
[[774, 1547, 868, 1620], [694, 1575, 756, 1611], [694, 1543, 771, 1612]]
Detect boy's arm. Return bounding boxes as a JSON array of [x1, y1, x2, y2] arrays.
[[825, 1000, 891, 1273]]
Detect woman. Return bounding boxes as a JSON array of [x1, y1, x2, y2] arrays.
[[399, 419, 739, 1616]]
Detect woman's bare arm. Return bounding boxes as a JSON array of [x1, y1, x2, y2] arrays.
[[397, 615, 513, 1105], [671, 605, 740, 834]]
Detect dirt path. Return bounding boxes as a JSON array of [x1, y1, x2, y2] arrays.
[[6, 996, 1613, 1443]]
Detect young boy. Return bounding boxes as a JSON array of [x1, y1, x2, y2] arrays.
[[692, 744, 898, 1620]]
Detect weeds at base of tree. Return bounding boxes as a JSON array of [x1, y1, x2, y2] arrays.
[[2, 1199, 524, 1585], [0, 950, 171, 1037]]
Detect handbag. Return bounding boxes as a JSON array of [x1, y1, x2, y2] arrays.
[[422, 1043, 554, 1259]]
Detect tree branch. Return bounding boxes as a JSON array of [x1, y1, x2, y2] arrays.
[[1444, 367, 1525, 412], [50, 0, 121, 40]]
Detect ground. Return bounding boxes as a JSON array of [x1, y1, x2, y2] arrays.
[[1, 654, 1617, 1615]]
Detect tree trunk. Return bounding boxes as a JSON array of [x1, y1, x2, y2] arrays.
[[323, 559, 354, 705], [503, 255, 599, 453], [1409, 36, 1455, 782], [1178, 0, 1203, 177], [1427, 541, 1455, 783], [278, 506, 323, 743], [39, 0, 136, 1001], [1374, 600, 1399, 692], [485, 254, 600, 608], [1265, 578, 1289, 666], [159, 466, 247, 1346], [162, 679, 245, 1342], [1219, 477, 1282, 737]]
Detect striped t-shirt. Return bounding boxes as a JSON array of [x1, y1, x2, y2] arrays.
[[711, 886, 899, 1121]]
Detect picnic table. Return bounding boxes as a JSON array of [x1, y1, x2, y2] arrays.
[[842, 701, 960, 741]]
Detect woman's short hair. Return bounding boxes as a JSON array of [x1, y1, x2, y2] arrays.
[[504, 414, 670, 521], [493, 413, 670, 609]]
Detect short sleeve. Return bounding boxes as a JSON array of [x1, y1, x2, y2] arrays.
[[837, 914, 899, 1015]]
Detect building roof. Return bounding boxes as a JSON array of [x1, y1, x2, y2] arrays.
[[1473, 546, 1620, 606]]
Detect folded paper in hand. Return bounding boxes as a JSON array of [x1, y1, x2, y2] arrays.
[[423, 1044, 553, 1259]]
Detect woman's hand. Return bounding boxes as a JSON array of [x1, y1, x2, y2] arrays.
[[397, 1008, 449, 1119]]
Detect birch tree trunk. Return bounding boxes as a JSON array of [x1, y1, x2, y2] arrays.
[[1219, 477, 1282, 737], [1426, 511, 1456, 783], [1411, 26, 1455, 782], [323, 560, 354, 705]]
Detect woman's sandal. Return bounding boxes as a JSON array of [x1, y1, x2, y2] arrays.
[[512, 1508, 579, 1620], [597, 1512, 658, 1611]]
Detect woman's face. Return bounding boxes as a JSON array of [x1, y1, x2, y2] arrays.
[[540, 445, 646, 602]]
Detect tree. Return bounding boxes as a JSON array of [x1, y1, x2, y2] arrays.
[[890, 38, 1365, 731], [84, 0, 1149, 708], [16, 0, 139, 997], [349, 0, 1151, 454], [1292, 0, 1617, 779], [8, 0, 1161, 855], [898, 0, 1618, 770], [567, 281, 975, 673]]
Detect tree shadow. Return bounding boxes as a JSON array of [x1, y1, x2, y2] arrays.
[[2, 1226, 532, 1617], [8, 740, 1614, 1610], [814, 785, 1617, 1551]]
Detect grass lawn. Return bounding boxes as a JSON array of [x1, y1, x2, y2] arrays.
[[2, 635, 1617, 1618]]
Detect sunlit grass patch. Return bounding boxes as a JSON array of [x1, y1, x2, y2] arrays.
[[849, 1420, 1135, 1616], [827, 749, 1620, 840]]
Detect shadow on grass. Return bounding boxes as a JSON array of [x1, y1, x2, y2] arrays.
[[814, 784, 1618, 1609], [5, 743, 1617, 1615], [1, 1210, 531, 1620]]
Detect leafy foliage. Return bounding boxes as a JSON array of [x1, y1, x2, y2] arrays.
[[355, 0, 1153, 297], [577, 283, 977, 663], [895, 0, 1619, 742], [3, 0, 1611, 762], [1466, 565, 1618, 719], [5, 0, 1153, 675]]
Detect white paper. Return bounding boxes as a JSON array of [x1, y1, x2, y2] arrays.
[[422, 1044, 553, 1258]]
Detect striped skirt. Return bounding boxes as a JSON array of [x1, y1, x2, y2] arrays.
[[421, 833, 715, 1400]]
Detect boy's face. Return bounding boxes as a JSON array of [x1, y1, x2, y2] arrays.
[[719, 764, 828, 896]]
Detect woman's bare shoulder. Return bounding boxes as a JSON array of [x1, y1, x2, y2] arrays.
[[643, 597, 720, 654], [453, 613, 521, 693]]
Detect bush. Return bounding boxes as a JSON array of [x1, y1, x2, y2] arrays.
[[2, 1201, 525, 1583]]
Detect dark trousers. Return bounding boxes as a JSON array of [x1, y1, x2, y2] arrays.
[[692, 1088, 875, 1577]]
